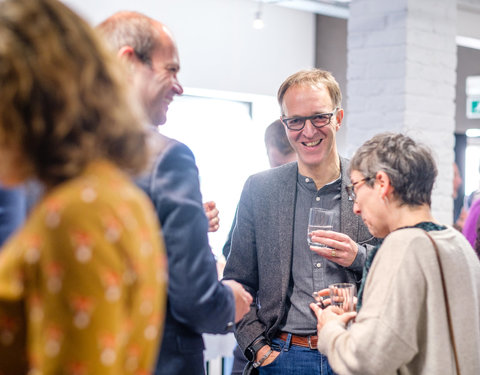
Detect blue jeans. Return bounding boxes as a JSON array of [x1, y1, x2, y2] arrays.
[[258, 334, 336, 375]]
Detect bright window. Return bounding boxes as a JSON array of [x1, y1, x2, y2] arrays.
[[160, 89, 278, 256], [465, 137, 480, 200]]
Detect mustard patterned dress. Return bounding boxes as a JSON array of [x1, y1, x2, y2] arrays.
[[0, 160, 167, 375]]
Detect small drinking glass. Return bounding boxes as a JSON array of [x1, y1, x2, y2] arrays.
[[308, 207, 334, 248], [329, 282, 356, 327]]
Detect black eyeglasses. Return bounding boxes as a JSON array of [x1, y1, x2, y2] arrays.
[[345, 176, 374, 201], [281, 108, 338, 131]]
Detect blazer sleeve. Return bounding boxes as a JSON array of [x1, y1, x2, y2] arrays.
[[223, 176, 266, 353], [149, 141, 235, 334], [0, 187, 26, 247], [221, 206, 237, 259]]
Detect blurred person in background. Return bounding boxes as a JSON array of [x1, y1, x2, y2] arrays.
[[474, 207, 480, 258], [452, 162, 467, 231], [452, 162, 463, 201], [462, 161, 480, 247], [0, 0, 167, 373], [463, 197, 480, 250], [97, 12, 252, 375], [465, 160, 480, 210], [264, 119, 297, 168], [311, 133, 480, 374]]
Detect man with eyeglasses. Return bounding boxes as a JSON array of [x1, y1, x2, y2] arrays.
[[223, 68, 375, 375], [97, 12, 253, 375]]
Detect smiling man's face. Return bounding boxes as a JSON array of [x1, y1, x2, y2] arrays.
[[132, 23, 183, 126], [281, 84, 342, 176]]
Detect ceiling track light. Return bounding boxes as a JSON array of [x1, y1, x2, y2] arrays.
[[253, 1, 265, 29]]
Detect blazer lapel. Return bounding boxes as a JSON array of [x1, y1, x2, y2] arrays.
[[340, 157, 359, 241], [277, 163, 298, 304]]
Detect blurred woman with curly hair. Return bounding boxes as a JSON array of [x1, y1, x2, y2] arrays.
[[0, 0, 167, 373]]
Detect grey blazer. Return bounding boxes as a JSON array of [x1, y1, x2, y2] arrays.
[[223, 157, 374, 363]]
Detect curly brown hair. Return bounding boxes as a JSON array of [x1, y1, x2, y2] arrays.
[[0, 0, 149, 187]]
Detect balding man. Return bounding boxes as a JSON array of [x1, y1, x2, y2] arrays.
[[97, 12, 252, 375]]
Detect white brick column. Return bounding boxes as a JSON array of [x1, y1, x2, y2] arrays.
[[346, 0, 457, 224]]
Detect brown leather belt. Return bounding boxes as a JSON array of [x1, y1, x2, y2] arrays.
[[278, 332, 317, 349]]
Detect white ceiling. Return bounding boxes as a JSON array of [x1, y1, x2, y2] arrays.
[[256, 0, 480, 48], [261, 0, 349, 18]]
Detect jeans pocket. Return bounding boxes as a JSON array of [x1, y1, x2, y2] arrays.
[[270, 340, 284, 352], [260, 338, 285, 369], [260, 349, 282, 369]]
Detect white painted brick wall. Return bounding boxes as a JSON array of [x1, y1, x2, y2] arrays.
[[346, 0, 457, 224], [460, 0, 480, 5], [352, 0, 407, 14]]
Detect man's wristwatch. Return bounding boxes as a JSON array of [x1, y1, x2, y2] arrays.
[[245, 337, 268, 362]]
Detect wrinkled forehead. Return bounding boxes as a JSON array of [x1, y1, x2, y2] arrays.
[[281, 83, 333, 115], [151, 28, 180, 65]]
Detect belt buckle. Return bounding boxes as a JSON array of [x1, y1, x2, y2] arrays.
[[307, 335, 315, 350]]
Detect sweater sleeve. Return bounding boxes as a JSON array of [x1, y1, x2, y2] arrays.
[[317, 233, 424, 374]]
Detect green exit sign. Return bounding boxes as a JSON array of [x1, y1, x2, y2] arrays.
[[467, 97, 480, 119]]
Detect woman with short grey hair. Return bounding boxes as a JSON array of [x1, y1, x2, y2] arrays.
[[310, 133, 480, 374]]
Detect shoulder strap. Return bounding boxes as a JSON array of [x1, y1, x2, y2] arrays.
[[423, 230, 461, 375]]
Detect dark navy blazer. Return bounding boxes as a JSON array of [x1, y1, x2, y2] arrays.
[[136, 130, 235, 375], [0, 186, 26, 247]]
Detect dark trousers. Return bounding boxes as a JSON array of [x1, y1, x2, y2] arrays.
[[230, 344, 248, 375]]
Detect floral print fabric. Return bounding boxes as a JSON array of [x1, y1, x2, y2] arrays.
[[0, 160, 167, 375]]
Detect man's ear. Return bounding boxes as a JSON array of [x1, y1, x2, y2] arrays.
[[334, 108, 344, 131], [117, 46, 141, 76], [375, 171, 393, 199], [117, 46, 137, 64]]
